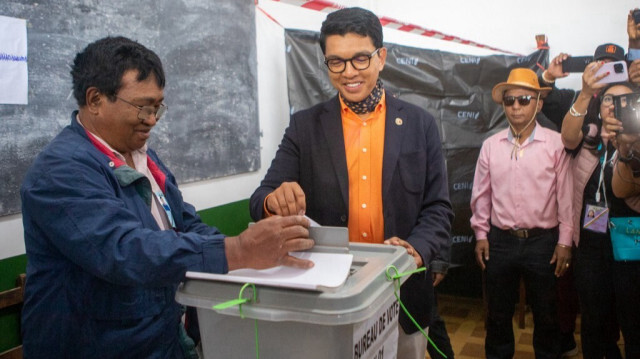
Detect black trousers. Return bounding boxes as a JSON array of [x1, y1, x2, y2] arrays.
[[484, 226, 560, 359], [427, 291, 455, 359], [613, 260, 640, 358], [574, 235, 622, 359]]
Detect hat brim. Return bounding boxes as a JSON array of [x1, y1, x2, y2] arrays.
[[492, 82, 552, 104]]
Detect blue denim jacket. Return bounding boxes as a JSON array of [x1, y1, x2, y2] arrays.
[[21, 112, 228, 358]]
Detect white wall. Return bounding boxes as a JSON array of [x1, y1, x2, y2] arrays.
[[1, 0, 637, 260]]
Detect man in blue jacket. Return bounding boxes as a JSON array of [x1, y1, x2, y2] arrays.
[[20, 36, 314, 359], [250, 8, 453, 359]]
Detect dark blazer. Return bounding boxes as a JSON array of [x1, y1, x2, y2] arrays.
[[250, 94, 453, 333]]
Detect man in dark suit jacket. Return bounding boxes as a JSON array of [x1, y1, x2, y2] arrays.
[[250, 7, 453, 359]]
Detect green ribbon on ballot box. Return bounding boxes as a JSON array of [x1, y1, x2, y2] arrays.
[[211, 266, 448, 359], [213, 283, 260, 358], [385, 265, 448, 359]]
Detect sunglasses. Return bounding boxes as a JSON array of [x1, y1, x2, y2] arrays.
[[503, 95, 533, 107]]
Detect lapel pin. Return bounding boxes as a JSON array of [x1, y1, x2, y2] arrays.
[[395, 117, 403, 126]]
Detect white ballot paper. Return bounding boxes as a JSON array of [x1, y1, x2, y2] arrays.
[[186, 251, 353, 292]]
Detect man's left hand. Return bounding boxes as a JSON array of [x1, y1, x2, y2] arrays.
[[384, 236, 423, 268], [432, 272, 445, 286], [550, 244, 572, 277]]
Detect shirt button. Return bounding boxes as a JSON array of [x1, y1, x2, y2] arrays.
[[362, 148, 367, 152], [361, 203, 367, 209], [362, 175, 367, 180], [340, 215, 347, 222], [363, 122, 367, 126], [362, 232, 368, 238]]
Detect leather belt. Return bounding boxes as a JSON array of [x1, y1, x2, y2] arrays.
[[492, 225, 558, 239], [508, 227, 557, 239]]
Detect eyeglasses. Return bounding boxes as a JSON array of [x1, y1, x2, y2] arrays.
[[324, 48, 381, 74], [503, 95, 533, 107], [601, 94, 614, 105], [116, 96, 167, 121]]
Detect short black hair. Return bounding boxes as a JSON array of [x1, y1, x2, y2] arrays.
[[319, 7, 383, 54], [70, 36, 165, 107]]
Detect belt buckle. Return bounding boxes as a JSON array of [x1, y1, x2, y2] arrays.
[[514, 229, 528, 238]]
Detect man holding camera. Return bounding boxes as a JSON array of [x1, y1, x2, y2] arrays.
[[471, 68, 574, 359], [539, 43, 626, 127]]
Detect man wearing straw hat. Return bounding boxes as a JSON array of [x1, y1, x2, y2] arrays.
[[470, 68, 574, 358]]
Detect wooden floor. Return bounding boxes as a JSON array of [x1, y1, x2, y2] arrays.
[[428, 294, 592, 359]]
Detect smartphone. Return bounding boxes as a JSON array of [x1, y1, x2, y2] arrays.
[[561, 56, 593, 73], [633, 9, 640, 24], [614, 92, 640, 133], [595, 60, 629, 84]]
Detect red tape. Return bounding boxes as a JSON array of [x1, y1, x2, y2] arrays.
[[258, 0, 523, 56]]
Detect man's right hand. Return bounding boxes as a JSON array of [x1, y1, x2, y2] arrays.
[[266, 182, 307, 216], [546, 53, 571, 81], [225, 215, 315, 271], [474, 240, 489, 270]]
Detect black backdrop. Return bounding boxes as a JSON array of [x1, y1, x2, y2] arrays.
[[284, 29, 549, 296], [0, 0, 259, 216]]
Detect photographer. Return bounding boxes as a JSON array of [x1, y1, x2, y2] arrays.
[[539, 44, 626, 128], [601, 91, 640, 359], [560, 72, 633, 359]]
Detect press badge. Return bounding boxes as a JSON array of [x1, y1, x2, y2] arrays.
[[583, 203, 609, 233]]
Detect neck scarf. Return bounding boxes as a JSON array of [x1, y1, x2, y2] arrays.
[[341, 79, 384, 114]]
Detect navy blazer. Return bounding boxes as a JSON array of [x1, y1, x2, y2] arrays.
[[250, 94, 453, 332]]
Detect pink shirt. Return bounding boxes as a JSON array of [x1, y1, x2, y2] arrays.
[[470, 124, 574, 246]]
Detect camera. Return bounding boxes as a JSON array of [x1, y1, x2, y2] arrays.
[[614, 63, 624, 73], [595, 61, 629, 85], [561, 56, 593, 73], [614, 92, 640, 133]]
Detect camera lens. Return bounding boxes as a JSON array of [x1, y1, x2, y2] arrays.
[[614, 63, 623, 73]]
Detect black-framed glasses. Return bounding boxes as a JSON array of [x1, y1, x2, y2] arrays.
[[116, 96, 167, 121], [324, 48, 381, 73], [601, 94, 614, 106], [503, 95, 533, 107]]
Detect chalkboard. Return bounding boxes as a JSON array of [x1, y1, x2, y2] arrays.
[[0, 0, 259, 216]]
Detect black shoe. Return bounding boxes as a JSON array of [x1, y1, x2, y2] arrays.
[[560, 333, 578, 357]]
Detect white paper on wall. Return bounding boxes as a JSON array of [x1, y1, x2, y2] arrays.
[[0, 15, 28, 105]]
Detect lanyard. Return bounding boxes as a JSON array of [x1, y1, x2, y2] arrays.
[[595, 146, 608, 206], [154, 190, 176, 229]]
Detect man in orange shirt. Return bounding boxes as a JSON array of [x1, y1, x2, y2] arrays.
[[250, 7, 453, 358]]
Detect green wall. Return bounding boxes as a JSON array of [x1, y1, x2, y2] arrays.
[[0, 199, 252, 353], [0, 254, 27, 353], [197, 199, 252, 236]]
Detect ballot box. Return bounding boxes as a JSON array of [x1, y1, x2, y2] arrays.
[[175, 227, 415, 359]]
